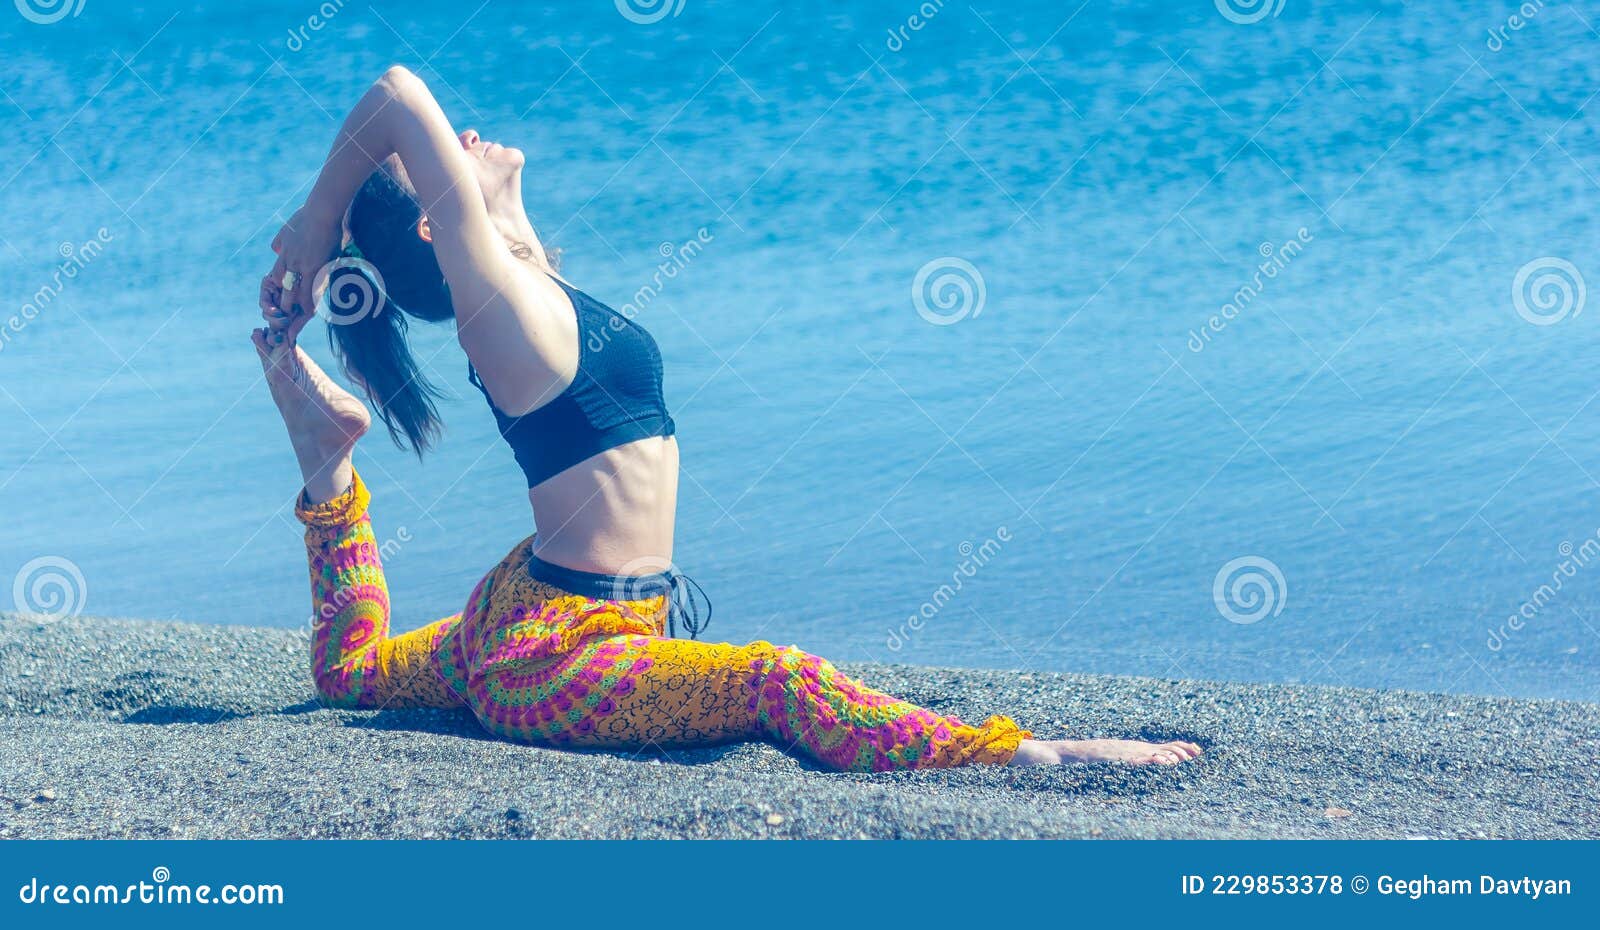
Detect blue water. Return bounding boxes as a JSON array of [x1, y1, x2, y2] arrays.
[[3, 0, 1598, 702]]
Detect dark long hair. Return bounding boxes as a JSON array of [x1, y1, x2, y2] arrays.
[[326, 159, 452, 455]]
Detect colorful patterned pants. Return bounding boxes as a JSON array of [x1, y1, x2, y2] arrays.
[[297, 471, 1028, 771]]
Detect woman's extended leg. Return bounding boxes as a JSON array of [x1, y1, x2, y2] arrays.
[[472, 633, 1027, 771], [255, 328, 462, 710], [471, 630, 1202, 769]]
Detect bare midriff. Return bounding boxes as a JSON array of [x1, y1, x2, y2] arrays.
[[527, 435, 679, 574]]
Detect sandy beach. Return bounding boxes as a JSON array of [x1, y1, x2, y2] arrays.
[[1, 614, 1595, 840]]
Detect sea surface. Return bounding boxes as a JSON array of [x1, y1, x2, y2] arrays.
[[3, 0, 1599, 701]]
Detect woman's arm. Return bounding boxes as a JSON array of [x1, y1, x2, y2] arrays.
[[302, 68, 505, 284], [269, 66, 574, 415]]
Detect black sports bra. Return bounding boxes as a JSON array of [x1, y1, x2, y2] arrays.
[[469, 275, 675, 487]]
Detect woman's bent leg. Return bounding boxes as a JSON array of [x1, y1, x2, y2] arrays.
[[297, 470, 462, 710], [470, 634, 1028, 771]]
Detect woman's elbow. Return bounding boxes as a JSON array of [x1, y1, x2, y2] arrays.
[[378, 65, 423, 97]]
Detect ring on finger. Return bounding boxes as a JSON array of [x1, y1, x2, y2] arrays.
[[281, 270, 300, 290]]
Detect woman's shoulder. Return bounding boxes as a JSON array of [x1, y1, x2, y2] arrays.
[[455, 261, 582, 417]]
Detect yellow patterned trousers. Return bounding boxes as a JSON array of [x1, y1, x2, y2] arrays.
[[298, 471, 1027, 771]]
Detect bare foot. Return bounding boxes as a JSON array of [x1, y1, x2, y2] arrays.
[[1009, 737, 1204, 767], [252, 325, 370, 502]]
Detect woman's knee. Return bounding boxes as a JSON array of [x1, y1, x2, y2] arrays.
[[311, 665, 363, 709], [463, 664, 575, 744], [734, 641, 824, 713]]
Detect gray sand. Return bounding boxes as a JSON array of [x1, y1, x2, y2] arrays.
[[1, 614, 1595, 839]]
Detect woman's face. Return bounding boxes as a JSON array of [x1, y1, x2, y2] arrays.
[[457, 128, 524, 209]]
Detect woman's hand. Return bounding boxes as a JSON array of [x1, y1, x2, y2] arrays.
[[258, 265, 315, 348], [263, 205, 340, 323]]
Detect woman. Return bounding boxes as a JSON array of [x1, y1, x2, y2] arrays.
[[256, 66, 1203, 771]]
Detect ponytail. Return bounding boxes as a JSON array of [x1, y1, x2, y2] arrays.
[[327, 159, 454, 456], [325, 264, 443, 454]]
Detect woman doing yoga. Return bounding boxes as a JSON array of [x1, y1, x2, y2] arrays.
[[256, 67, 1202, 771]]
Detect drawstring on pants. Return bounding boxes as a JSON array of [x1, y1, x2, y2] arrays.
[[667, 571, 711, 639]]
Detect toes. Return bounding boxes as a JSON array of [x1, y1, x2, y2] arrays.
[[1133, 742, 1202, 765], [1158, 741, 1203, 763]]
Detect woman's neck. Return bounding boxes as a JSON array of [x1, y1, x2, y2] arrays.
[[485, 177, 546, 267]]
